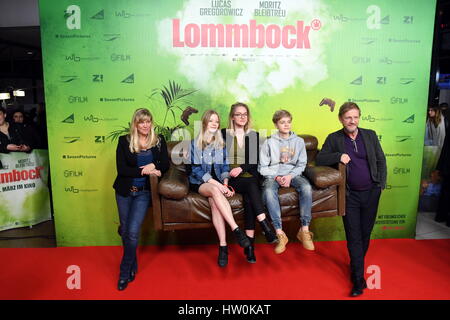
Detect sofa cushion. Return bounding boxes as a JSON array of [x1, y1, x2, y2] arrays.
[[158, 166, 189, 200]]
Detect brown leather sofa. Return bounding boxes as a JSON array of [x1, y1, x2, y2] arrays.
[[149, 135, 346, 231]]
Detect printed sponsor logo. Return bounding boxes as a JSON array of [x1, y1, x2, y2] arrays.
[[62, 114, 75, 123], [393, 167, 410, 174], [99, 97, 135, 102], [62, 154, 97, 160], [361, 115, 393, 122], [115, 10, 151, 18], [385, 153, 412, 157], [94, 136, 106, 143], [84, 115, 118, 122], [395, 136, 412, 142], [380, 15, 390, 24], [111, 54, 131, 62], [121, 74, 134, 83], [366, 5, 389, 29], [390, 97, 408, 104], [64, 170, 83, 178], [332, 14, 365, 22], [403, 114, 415, 123], [68, 96, 88, 103], [55, 34, 91, 39], [350, 76, 363, 85], [103, 33, 121, 41], [60, 76, 78, 83], [361, 37, 376, 45], [65, 54, 100, 62], [63, 136, 81, 143], [388, 38, 421, 44], [92, 74, 104, 82], [400, 78, 415, 85], [403, 16, 414, 24], [379, 57, 411, 64], [385, 184, 408, 189], [91, 9, 104, 20], [347, 98, 380, 103], [376, 77, 387, 85], [64, 186, 98, 193], [65, 5, 81, 30], [352, 56, 371, 64]]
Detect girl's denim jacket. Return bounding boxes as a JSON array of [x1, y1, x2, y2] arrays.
[[189, 139, 230, 185]]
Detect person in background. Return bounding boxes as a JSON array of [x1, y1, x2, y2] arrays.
[[439, 102, 449, 133], [435, 128, 450, 226], [11, 109, 42, 149], [419, 170, 442, 212], [0, 106, 32, 154], [259, 110, 315, 255], [221, 102, 277, 264], [113, 108, 169, 291], [189, 109, 251, 267], [425, 105, 446, 150], [316, 102, 386, 297]]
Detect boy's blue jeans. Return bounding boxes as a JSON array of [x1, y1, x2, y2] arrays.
[[262, 175, 313, 230]]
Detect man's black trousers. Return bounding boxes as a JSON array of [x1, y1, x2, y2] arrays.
[[343, 185, 382, 285]]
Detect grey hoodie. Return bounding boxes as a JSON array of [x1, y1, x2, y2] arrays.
[[258, 131, 307, 178]]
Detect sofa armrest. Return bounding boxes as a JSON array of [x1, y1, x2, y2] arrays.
[[150, 175, 162, 230], [304, 165, 342, 189], [158, 165, 189, 200]]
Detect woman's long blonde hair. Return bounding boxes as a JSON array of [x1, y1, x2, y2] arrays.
[[129, 108, 159, 153], [427, 106, 443, 128], [196, 110, 224, 150], [227, 102, 252, 134]]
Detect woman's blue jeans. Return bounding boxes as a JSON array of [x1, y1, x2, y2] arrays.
[[262, 175, 313, 230], [116, 190, 150, 280]]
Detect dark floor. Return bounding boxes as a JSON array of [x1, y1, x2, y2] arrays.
[[0, 220, 56, 248]]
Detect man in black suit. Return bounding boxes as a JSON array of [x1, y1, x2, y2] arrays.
[[316, 102, 387, 297]]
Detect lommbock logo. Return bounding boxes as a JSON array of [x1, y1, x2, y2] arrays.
[[172, 19, 315, 49]]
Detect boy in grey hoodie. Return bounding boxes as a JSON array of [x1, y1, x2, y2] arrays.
[[259, 110, 314, 253]]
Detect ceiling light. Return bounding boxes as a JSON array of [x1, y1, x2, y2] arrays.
[[13, 90, 25, 97]]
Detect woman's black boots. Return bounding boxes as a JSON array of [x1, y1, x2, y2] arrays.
[[233, 227, 251, 248], [244, 236, 256, 263], [259, 219, 277, 244], [218, 245, 228, 267]]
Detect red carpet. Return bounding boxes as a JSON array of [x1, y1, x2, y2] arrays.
[[1, 239, 449, 300]]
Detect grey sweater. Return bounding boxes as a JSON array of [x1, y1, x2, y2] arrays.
[[258, 131, 307, 179]]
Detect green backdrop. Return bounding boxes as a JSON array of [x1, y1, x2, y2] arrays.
[[39, 0, 436, 246]]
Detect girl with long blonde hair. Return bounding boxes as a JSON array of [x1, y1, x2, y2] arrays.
[[189, 109, 250, 267], [221, 102, 277, 264]]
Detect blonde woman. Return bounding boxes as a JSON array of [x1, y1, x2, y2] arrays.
[[221, 102, 277, 264], [189, 110, 250, 267], [425, 106, 446, 149], [113, 108, 169, 291]]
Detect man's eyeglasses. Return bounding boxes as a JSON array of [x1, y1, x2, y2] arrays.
[[234, 113, 248, 118]]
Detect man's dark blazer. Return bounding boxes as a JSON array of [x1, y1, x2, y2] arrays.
[[316, 127, 387, 189]]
